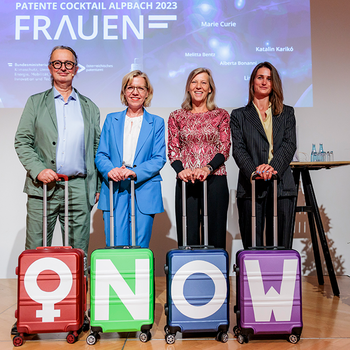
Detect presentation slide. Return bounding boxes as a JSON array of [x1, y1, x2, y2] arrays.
[[0, 0, 312, 108]]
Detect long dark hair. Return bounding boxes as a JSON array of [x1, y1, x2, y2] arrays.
[[248, 62, 284, 115]]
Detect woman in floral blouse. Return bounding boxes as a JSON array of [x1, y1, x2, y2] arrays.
[[168, 67, 231, 249]]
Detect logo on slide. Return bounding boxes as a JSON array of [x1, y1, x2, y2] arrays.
[[244, 259, 298, 322], [15, 14, 178, 41], [93, 258, 150, 321], [171, 260, 227, 319]]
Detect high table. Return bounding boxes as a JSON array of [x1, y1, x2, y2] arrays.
[[290, 161, 350, 297]]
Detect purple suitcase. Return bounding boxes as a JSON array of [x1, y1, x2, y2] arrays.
[[233, 175, 302, 344]]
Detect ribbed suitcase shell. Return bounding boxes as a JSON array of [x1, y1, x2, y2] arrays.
[[87, 179, 154, 343], [14, 176, 86, 344], [165, 248, 229, 333], [235, 249, 302, 340], [16, 246, 86, 334], [234, 175, 303, 343], [164, 180, 229, 343], [89, 248, 154, 333]]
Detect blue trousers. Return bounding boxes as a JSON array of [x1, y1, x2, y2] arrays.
[[102, 180, 154, 248]]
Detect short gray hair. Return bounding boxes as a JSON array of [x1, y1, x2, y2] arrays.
[[48, 46, 78, 86]]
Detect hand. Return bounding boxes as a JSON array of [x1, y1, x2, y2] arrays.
[[108, 165, 136, 182], [178, 168, 193, 182], [255, 164, 277, 181], [108, 166, 124, 182], [37, 169, 59, 184], [192, 167, 210, 182], [120, 167, 136, 181]]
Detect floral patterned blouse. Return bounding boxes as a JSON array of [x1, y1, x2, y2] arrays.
[[168, 108, 231, 176]]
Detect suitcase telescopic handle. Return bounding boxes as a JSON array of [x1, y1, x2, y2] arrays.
[[251, 173, 277, 247], [42, 174, 69, 247], [182, 179, 208, 246], [109, 175, 136, 247], [181, 181, 187, 246]]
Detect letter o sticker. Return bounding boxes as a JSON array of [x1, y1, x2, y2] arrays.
[[171, 260, 227, 319], [24, 257, 73, 304]]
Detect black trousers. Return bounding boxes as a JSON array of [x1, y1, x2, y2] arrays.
[[237, 186, 295, 250], [175, 175, 229, 249]]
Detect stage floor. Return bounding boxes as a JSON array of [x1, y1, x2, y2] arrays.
[[1, 276, 350, 349]]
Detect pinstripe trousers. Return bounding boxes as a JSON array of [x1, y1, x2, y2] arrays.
[[237, 183, 295, 249]]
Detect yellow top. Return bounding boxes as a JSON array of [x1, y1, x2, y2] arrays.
[[254, 102, 273, 163]]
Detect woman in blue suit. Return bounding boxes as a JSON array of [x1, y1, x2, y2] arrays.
[[95, 70, 166, 247]]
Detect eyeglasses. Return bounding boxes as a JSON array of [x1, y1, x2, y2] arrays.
[[126, 86, 147, 94], [50, 60, 75, 70]]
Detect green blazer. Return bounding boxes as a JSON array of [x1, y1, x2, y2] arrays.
[[15, 88, 101, 207]]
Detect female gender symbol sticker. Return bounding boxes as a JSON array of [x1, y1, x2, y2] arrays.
[[24, 257, 73, 322]]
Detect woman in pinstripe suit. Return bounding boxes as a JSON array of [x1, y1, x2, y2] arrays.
[[230, 62, 297, 249]]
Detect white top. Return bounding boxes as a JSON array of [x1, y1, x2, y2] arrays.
[[123, 114, 143, 167]]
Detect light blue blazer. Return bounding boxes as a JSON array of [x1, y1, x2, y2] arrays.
[[95, 108, 166, 214]]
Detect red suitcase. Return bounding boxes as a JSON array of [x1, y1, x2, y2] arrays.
[[13, 175, 88, 347]]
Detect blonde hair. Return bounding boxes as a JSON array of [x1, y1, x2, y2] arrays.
[[181, 67, 217, 111], [120, 70, 153, 107]]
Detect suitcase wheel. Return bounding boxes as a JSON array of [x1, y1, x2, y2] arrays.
[[139, 331, 151, 342], [66, 332, 78, 344], [86, 332, 98, 345], [13, 335, 24, 347], [237, 334, 248, 344], [233, 325, 241, 337], [216, 331, 228, 343], [82, 315, 90, 332], [164, 325, 170, 334], [288, 334, 300, 344], [165, 333, 176, 344]]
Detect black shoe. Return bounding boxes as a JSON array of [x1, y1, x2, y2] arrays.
[[11, 321, 17, 335]]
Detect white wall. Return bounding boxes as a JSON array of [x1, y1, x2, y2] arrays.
[[1, 0, 350, 278]]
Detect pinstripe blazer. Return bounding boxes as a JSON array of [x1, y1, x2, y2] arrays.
[[230, 102, 297, 198]]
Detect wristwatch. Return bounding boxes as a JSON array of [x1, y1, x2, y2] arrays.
[[206, 164, 213, 174]]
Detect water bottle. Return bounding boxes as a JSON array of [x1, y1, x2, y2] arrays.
[[311, 144, 317, 162], [319, 143, 326, 161]]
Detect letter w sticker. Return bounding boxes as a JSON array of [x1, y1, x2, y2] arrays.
[[244, 259, 298, 322]]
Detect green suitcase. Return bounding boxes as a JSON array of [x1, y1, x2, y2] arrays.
[[86, 179, 154, 344]]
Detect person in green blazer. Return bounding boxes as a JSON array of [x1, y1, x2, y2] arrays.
[[14, 45, 101, 256]]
